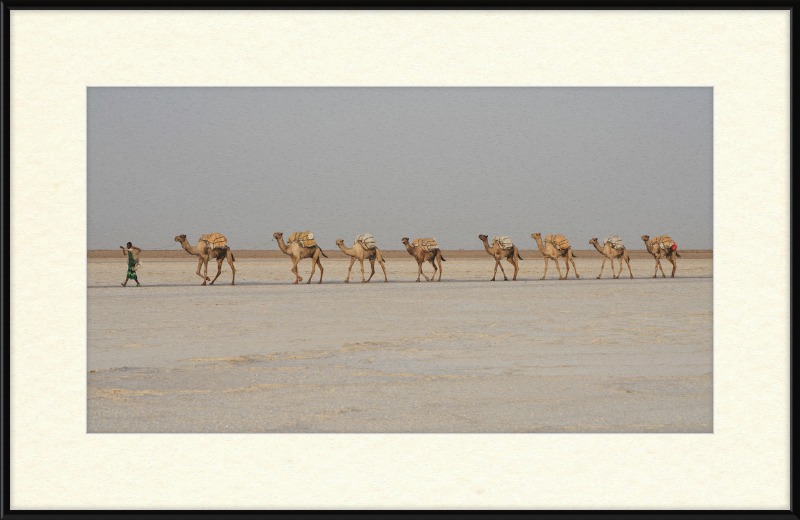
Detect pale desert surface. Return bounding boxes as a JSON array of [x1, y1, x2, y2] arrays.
[[88, 254, 712, 433]]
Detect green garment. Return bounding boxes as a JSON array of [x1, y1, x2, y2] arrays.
[[126, 250, 138, 280]]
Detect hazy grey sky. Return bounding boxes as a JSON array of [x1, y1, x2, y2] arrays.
[[88, 87, 712, 250]]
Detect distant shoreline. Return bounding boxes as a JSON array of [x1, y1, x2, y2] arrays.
[[90, 249, 713, 260]]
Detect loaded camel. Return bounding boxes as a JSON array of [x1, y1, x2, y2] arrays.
[[273, 232, 327, 284], [335, 238, 388, 283], [477, 235, 523, 281], [589, 238, 633, 279], [174, 234, 236, 285], [401, 237, 445, 282], [530, 233, 580, 280], [642, 235, 681, 278]]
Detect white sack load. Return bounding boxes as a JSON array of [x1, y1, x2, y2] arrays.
[[492, 236, 514, 250], [602, 236, 624, 250], [355, 233, 376, 250], [412, 237, 438, 252]]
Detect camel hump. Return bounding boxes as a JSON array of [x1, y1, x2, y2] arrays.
[[493, 236, 513, 250], [412, 238, 438, 251], [652, 235, 675, 251], [355, 233, 376, 249], [546, 234, 570, 250], [201, 233, 227, 250], [603, 236, 624, 250], [288, 231, 316, 247]]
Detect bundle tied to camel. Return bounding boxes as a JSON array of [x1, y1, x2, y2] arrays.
[[603, 236, 625, 250], [355, 233, 376, 250], [288, 231, 316, 247], [200, 233, 227, 250], [412, 238, 438, 252], [651, 235, 677, 251], [544, 234, 570, 251], [492, 236, 514, 250]]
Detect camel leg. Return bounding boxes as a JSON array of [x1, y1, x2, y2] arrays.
[[196, 257, 207, 285], [598, 257, 607, 279], [541, 257, 549, 280], [625, 255, 634, 279], [436, 256, 443, 282], [428, 259, 437, 282], [366, 258, 375, 282], [228, 251, 236, 285], [380, 260, 388, 282], [497, 258, 508, 281], [346, 257, 355, 283], [417, 261, 429, 282], [669, 253, 677, 278], [292, 259, 302, 284], [360, 258, 366, 283], [569, 252, 579, 279], [345, 257, 355, 283], [656, 256, 666, 278], [491, 258, 499, 281], [209, 257, 223, 285], [307, 254, 322, 284], [307, 257, 316, 284], [508, 256, 518, 281], [554, 257, 564, 280]]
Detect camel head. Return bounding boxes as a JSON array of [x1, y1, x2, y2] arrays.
[[641, 235, 650, 242], [335, 239, 344, 246], [273, 232, 283, 241], [400, 237, 410, 245], [174, 234, 186, 243], [531, 233, 541, 240], [589, 238, 599, 245], [478, 234, 488, 241]]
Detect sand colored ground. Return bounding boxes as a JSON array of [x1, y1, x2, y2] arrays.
[[88, 256, 712, 433]]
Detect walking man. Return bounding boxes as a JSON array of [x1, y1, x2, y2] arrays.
[[120, 242, 142, 287]]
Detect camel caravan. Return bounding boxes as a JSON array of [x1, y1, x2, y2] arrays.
[[166, 231, 684, 285]]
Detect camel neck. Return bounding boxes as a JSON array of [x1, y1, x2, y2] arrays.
[[276, 237, 290, 255], [181, 241, 198, 255]]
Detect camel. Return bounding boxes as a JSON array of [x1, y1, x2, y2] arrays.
[[642, 235, 681, 278], [401, 237, 446, 282], [174, 234, 236, 286], [530, 233, 580, 280], [589, 238, 633, 279], [477, 235, 523, 281], [273, 232, 328, 284], [336, 239, 388, 283]]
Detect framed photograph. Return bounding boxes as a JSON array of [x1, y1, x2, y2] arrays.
[[7, 8, 790, 511]]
